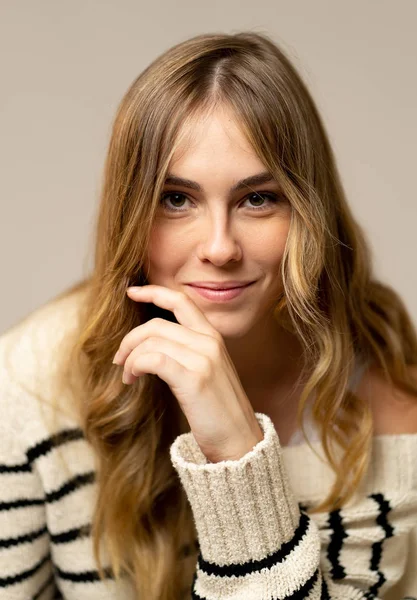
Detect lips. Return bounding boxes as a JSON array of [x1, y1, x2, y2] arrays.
[[187, 282, 254, 290], [186, 281, 255, 302]]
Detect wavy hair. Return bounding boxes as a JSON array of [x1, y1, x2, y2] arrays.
[[23, 30, 417, 599]]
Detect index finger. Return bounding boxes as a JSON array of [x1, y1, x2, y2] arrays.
[[126, 285, 218, 337]]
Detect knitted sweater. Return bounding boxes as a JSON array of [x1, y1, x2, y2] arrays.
[[1, 291, 416, 600]]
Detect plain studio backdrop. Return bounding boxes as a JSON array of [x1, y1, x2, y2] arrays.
[[0, 0, 416, 334]]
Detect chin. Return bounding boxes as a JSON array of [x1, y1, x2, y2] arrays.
[[205, 314, 256, 339]]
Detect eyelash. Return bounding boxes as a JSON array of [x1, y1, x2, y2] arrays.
[[159, 191, 282, 213]]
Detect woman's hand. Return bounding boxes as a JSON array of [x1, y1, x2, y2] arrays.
[[112, 285, 264, 463]]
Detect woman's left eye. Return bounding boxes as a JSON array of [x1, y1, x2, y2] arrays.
[[159, 191, 281, 213], [243, 192, 280, 210]]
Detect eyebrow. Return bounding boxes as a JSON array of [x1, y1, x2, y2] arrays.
[[163, 171, 276, 193]]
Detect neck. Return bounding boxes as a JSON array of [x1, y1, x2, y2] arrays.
[[223, 313, 305, 409]]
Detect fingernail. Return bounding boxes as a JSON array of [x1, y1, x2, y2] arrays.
[[112, 351, 121, 364], [127, 286, 142, 293]]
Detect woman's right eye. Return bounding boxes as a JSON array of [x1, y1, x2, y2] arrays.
[[159, 192, 191, 212]]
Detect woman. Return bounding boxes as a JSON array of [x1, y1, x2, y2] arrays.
[[0, 30, 416, 600]]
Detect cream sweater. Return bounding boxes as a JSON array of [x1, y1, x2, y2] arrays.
[[0, 291, 416, 599]]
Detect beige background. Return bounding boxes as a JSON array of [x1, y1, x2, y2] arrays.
[[1, 0, 416, 334]]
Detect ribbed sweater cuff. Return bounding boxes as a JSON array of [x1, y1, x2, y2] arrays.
[[169, 412, 303, 565]]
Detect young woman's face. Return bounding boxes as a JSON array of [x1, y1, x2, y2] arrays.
[[145, 105, 292, 339]]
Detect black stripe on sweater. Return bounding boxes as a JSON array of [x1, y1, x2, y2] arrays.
[[27, 428, 85, 463], [320, 577, 330, 599], [0, 427, 85, 474], [0, 460, 31, 473], [367, 493, 394, 596], [50, 523, 91, 545], [54, 564, 114, 583], [0, 471, 95, 512], [197, 512, 310, 578], [0, 552, 50, 587], [191, 566, 321, 599], [0, 496, 44, 511], [326, 509, 347, 580], [0, 525, 47, 549], [0, 522, 92, 550], [45, 471, 95, 503]]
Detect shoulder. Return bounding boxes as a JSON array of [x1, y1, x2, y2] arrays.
[[0, 287, 87, 422], [357, 363, 417, 435], [0, 287, 86, 368]]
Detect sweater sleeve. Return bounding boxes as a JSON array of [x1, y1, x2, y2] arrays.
[[169, 412, 417, 600]]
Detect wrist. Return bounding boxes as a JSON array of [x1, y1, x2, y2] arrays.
[[206, 425, 264, 463]]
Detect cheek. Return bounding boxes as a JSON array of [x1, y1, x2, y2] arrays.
[[250, 222, 289, 265], [146, 225, 189, 276]]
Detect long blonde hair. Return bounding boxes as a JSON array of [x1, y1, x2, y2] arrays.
[[16, 30, 417, 599]]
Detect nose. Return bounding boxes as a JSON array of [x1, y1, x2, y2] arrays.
[[195, 212, 242, 266]]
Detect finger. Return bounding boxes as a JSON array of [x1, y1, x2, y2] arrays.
[[126, 285, 219, 337], [123, 337, 208, 383], [122, 351, 189, 389], [114, 317, 219, 366]]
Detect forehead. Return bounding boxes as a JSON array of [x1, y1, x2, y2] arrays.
[[169, 104, 261, 169]]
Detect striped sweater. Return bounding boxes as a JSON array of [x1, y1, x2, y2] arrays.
[[1, 291, 416, 599]]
